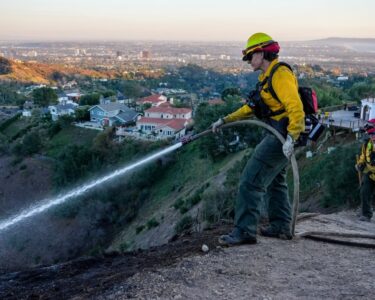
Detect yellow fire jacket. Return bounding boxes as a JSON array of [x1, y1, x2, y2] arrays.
[[358, 140, 375, 181], [223, 59, 305, 141]]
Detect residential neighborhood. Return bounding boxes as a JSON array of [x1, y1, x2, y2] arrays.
[[17, 89, 194, 141]]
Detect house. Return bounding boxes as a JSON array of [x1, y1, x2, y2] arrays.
[[143, 104, 192, 120], [66, 91, 84, 102], [136, 94, 167, 107], [22, 100, 35, 117], [360, 98, 375, 121], [134, 103, 192, 139], [58, 93, 77, 105], [136, 117, 189, 139], [89, 103, 140, 127], [48, 103, 78, 121]]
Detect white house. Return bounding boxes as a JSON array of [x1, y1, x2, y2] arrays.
[[48, 103, 78, 121], [136, 117, 189, 139], [135, 103, 192, 139], [360, 98, 375, 121], [22, 100, 35, 117]]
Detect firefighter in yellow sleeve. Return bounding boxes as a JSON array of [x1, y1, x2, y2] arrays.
[[356, 119, 375, 222], [211, 33, 305, 246]]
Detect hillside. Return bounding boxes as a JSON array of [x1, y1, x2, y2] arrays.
[[301, 37, 375, 53], [0, 113, 371, 298], [0, 57, 117, 84], [1, 211, 374, 299]]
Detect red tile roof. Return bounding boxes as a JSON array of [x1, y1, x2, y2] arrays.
[[138, 117, 190, 130], [145, 105, 192, 115], [137, 94, 166, 104]]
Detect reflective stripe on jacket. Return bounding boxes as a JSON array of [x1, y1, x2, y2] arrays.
[[223, 59, 305, 141]]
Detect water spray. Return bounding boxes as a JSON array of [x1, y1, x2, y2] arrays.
[[0, 142, 183, 232], [0, 120, 300, 234], [1, 119, 372, 246]]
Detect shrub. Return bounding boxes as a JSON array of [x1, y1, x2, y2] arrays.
[[135, 225, 145, 234], [0, 57, 12, 75], [172, 197, 185, 210], [119, 241, 130, 252], [175, 215, 194, 234], [146, 218, 159, 229], [202, 189, 234, 224]]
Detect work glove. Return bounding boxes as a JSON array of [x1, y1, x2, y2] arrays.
[[282, 134, 294, 159], [355, 163, 365, 172], [212, 118, 224, 133]]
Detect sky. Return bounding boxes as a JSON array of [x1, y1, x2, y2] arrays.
[[0, 0, 374, 42]]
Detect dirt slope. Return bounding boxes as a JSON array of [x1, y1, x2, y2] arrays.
[[0, 211, 374, 299], [0, 58, 116, 84]]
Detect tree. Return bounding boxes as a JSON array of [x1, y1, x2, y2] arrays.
[[221, 87, 241, 100], [75, 106, 90, 121], [102, 90, 116, 98], [13, 130, 42, 156], [123, 81, 143, 98], [54, 145, 94, 186], [79, 93, 100, 106], [0, 57, 12, 75], [32, 87, 58, 107]]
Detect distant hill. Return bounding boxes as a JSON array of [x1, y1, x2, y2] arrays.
[[0, 57, 117, 84], [303, 37, 375, 53]]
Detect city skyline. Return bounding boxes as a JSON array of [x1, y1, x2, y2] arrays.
[[1, 0, 374, 42]]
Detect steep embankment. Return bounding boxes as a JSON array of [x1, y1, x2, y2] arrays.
[[1, 211, 374, 299], [108, 143, 251, 252], [0, 57, 117, 84], [0, 155, 54, 218]]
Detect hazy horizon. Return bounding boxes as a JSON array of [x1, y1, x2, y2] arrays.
[[1, 37, 375, 44], [1, 0, 374, 42]]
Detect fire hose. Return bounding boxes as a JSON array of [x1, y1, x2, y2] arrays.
[[182, 119, 375, 248]]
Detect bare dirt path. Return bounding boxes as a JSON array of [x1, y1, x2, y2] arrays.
[[1, 212, 374, 300]]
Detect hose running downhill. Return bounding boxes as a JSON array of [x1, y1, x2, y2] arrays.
[[184, 120, 375, 248]]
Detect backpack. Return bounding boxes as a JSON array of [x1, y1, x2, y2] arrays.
[[248, 62, 325, 146], [266, 62, 318, 115]]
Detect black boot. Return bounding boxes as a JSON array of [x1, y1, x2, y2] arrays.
[[260, 225, 292, 240], [218, 227, 257, 246]]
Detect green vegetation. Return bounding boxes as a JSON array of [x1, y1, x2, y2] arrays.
[[32, 87, 58, 107], [0, 57, 12, 75], [46, 125, 98, 158], [298, 143, 359, 208], [172, 183, 208, 214], [175, 215, 194, 234], [1, 63, 373, 262], [146, 218, 159, 230], [1, 115, 27, 138], [135, 225, 145, 234], [79, 93, 100, 106]]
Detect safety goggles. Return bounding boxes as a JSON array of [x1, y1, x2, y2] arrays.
[[242, 51, 255, 62], [242, 40, 275, 61]]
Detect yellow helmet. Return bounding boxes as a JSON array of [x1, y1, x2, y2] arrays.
[[242, 32, 278, 61]]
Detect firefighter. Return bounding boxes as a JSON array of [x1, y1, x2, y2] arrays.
[[211, 33, 305, 246], [356, 119, 375, 222]]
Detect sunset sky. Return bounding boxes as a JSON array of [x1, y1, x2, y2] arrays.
[[1, 0, 374, 41]]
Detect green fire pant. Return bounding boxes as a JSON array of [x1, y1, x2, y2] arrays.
[[360, 173, 374, 219], [234, 134, 291, 236]]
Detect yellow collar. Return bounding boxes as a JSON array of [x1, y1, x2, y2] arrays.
[[259, 59, 279, 81]]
